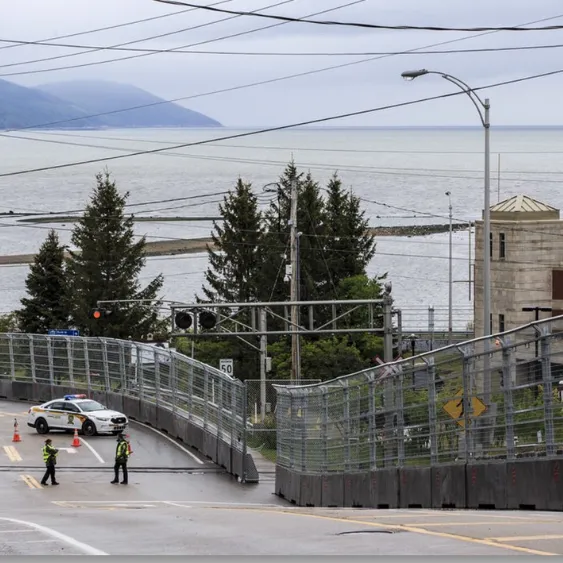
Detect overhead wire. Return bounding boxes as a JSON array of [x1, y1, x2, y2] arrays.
[[2, 12, 560, 132], [0, 0, 362, 77], [3, 37, 563, 58]]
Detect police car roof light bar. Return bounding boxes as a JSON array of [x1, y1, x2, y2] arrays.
[[64, 394, 87, 400]]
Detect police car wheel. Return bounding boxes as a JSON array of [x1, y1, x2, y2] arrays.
[[35, 418, 49, 435], [82, 420, 96, 437]]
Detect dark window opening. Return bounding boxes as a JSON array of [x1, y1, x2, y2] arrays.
[[499, 233, 506, 259], [499, 313, 505, 333]]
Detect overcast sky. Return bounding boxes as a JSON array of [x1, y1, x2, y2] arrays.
[[2, 0, 563, 127]]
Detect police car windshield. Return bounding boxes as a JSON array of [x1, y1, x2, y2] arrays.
[[78, 400, 106, 412]]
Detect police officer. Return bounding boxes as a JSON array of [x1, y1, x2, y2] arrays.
[[111, 433, 129, 485], [40, 438, 59, 486]]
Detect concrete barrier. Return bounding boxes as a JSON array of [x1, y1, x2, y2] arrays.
[[188, 422, 204, 453], [288, 471, 301, 505], [174, 415, 189, 443], [0, 379, 12, 399], [275, 465, 291, 500], [156, 406, 176, 436], [506, 459, 563, 511], [90, 390, 108, 407], [12, 382, 33, 402], [343, 472, 370, 508], [232, 447, 244, 480], [300, 473, 322, 507], [122, 396, 140, 421], [203, 431, 218, 462], [466, 462, 507, 509], [321, 473, 344, 507], [105, 392, 124, 414], [139, 401, 157, 427], [399, 467, 432, 508], [33, 383, 52, 403], [431, 464, 467, 509], [370, 468, 399, 508], [217, 440, 232, 473]]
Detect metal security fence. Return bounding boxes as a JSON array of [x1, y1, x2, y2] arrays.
[[274, 316, 563, 474], [0, 333, 247, 455]]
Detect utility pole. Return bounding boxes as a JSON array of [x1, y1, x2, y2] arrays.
[[259, 307, 267, 422], [289, 177, 301, 383], [446, 191, 453, 344]]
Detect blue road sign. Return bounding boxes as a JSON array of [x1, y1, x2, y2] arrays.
[[48, 329, 80, 336]]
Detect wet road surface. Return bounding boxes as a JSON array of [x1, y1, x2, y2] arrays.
[[2, 399, 563, 555]]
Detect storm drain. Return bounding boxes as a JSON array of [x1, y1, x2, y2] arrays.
[[336, 529, 405, 536]]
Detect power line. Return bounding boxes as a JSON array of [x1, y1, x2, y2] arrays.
[[154, 0, 563, 32], [3, 12, 559, 132], [3, 37, 563, 59], [0, 3, 208, 52], [0, 0, 360, 77]]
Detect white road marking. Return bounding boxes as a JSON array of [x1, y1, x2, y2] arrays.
[[131, 420, 204, 465], [0, 517, 107, 556], [78, 437, 105, 464], [58, 448, 77, 454], [0, 529, 34, 533], [162, 501, 281, 508]]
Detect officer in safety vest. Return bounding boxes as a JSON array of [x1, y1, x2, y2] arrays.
[[111, 433, 130, 485], [40, 438, 59, 486]]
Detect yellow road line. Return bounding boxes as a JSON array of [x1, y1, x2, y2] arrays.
[[490, 534, 563, 543], [3, 446, 22, 462], [410, 520, 540, 528], [204, 508, 558, 556], [20, 475, 42, 489]]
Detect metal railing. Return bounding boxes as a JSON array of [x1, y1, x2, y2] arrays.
[[274, 316, 563, 473], [0, 333, 246, 454]]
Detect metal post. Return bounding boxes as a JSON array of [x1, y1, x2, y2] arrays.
[[540, 332, 555, 456], [483, 98, 492, 404], [136, 346, 144, 401], [368, 377, 377, 469], [424, 357, 438, 465], [461, 352, 473, 461], [259, 307, 267, 422], [497, 153, 501, 202], [289, 177, 300, 383], [154, 349, 161, 407], [383, 294, 394, 363], [428, 306, 435, 351], [118, 342, 125, 392], [203, 369, 210, 431], [241, 381, 248, 483], [396, 365, 405, 467], [28, 336, 36, 383], [170, 353, 177, 415], [446, 191, 453, 344], [84, 339, 91, 395], [67, 338, 75, 387], [382, 292, 394, 466], [47, 338, 55, 385], [501, 339, 515, 460], [8, 335, 15, 381], [101, 340, 110, 392], [468, 222, 472, 302], [321, 388, 329, 472]]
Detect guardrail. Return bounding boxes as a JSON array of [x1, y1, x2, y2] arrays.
[[0, 333, 258, 482], [274, 316, 563, 509]]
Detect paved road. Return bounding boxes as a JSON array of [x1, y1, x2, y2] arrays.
[[1, 399, 563, 555]]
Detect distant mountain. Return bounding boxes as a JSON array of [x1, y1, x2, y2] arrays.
[[0, 79, 101, 130], [36, 80, 222, 128]]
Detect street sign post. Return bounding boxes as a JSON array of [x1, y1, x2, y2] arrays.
[[219, 359, 234, 377], [443, 388, 487, 428], [48, 329, 80, 337]]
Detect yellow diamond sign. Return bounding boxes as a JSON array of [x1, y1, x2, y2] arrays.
[[443, 388, 487, 427]]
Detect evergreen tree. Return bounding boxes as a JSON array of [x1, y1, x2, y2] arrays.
[[17, 230, 69, 334], [202, 178, 264, 303], [66, 171, 164, 339], [323, 173, 376, 292]]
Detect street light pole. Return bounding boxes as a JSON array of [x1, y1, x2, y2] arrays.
[[401, 69, 492, 402], [445, 191, 453, 344], [289, 178, 300, 383]]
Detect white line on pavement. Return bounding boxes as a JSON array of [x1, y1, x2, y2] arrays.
[[0, 517, 107, 556], [162, 501, 281, 508], [79, 437, 105, 464], [131, 420, 204, 465]]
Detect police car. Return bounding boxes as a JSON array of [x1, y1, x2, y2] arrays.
[[27, 394, 128, 437]]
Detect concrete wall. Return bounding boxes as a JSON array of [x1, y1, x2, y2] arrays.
[[275, 460, 563, 510], [0, 379, 258, 483]]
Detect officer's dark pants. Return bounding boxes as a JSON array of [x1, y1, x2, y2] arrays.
[[113, 461, 128, 484], [41, 463, 56, 485]]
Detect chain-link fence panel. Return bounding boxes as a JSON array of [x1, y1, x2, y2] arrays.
[[274, 314, 563, 474]]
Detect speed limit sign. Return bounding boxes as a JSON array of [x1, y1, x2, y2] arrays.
[[219, 359, 234, 376]]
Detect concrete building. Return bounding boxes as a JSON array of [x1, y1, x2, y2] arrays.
[[474, 194, 562, 339]]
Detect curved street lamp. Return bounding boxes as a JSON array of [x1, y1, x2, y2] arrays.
[[401, 69, 492, 403]]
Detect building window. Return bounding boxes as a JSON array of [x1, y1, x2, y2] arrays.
[[490, 313, 493, 334], [490, 232, 493, 258], [499, 233, 506, 259], [552, 270, 563, 300], [499, 314, 505, 333]]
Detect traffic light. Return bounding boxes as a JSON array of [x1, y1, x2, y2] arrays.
[[91, 308, 113, 320], [199, 311, 216, 330], [174, 311, 192, 330]]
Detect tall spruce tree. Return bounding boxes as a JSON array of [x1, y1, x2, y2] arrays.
[[17, 229, 69, 333], [323, 173, 376, 291], [66, 171, 164, 339], [202, 178, 264, 302]]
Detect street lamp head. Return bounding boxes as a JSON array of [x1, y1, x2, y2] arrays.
[[445, 191, 451, 196], [401, 69, 429, 81]]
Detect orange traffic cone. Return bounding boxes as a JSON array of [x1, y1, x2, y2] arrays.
[[71, 428, 81, 447], [12, 419, 21, 443]]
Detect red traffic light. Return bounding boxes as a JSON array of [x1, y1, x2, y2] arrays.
[[93, 310, 102, 320]]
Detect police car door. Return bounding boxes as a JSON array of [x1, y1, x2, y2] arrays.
[[45, 401, 67, 430], [61, 402, 82, 431]]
